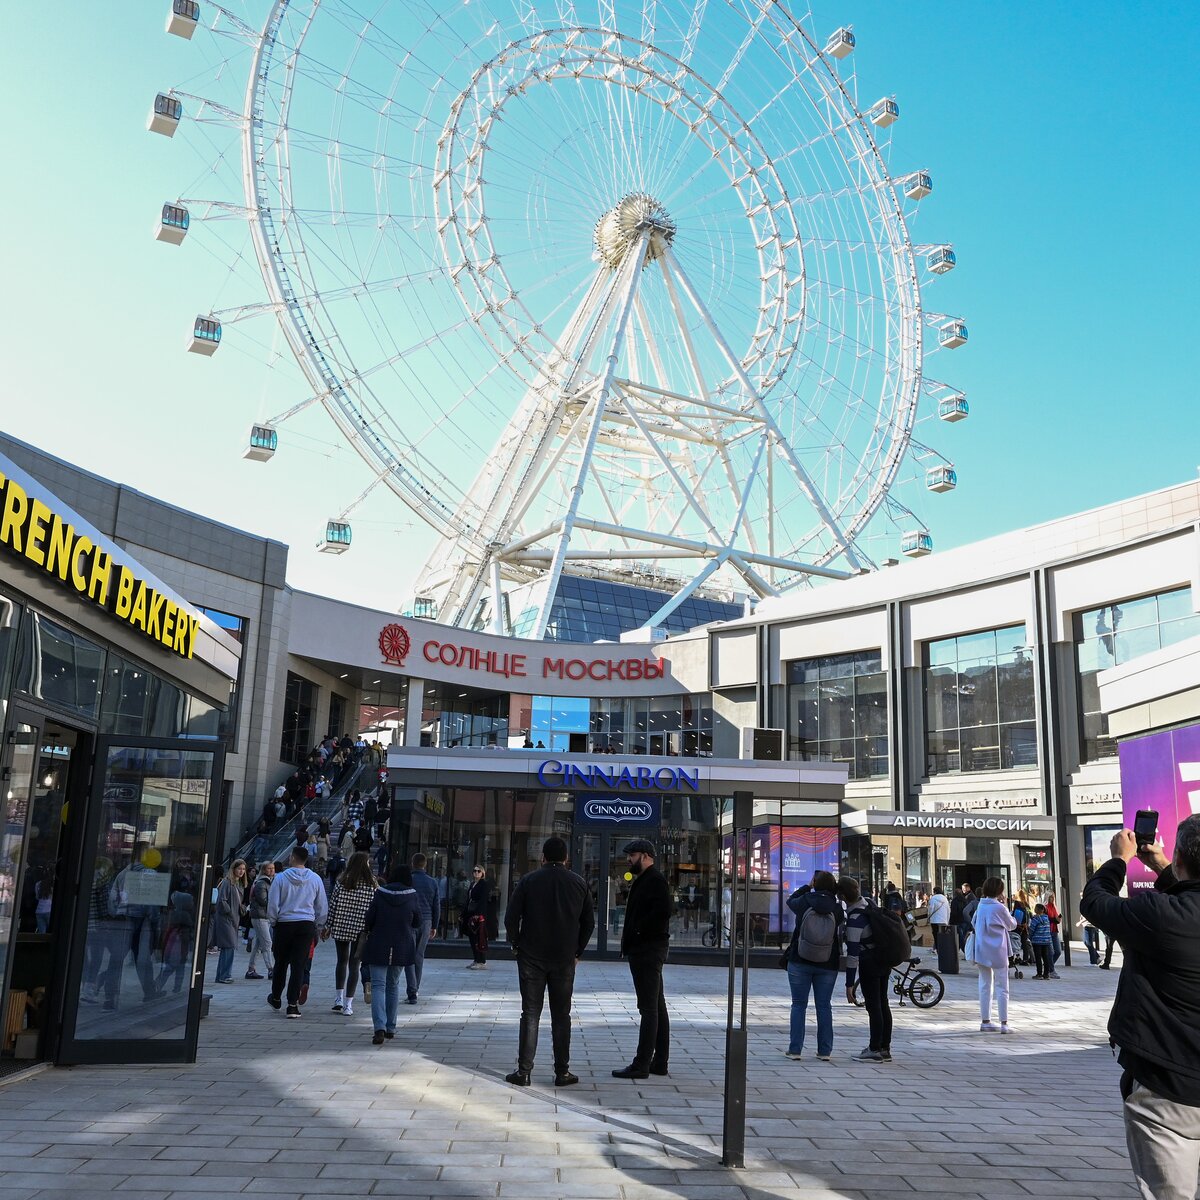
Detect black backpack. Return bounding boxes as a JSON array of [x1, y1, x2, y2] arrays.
[[861, 898, 911, 970]]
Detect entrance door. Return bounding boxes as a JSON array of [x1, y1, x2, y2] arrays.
[[569, 829, 650, 956], [1, 708, 87, 1066], [56, 737, 224, 1066]]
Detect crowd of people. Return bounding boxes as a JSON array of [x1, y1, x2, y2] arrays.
[[204, 812, 1200, 1200]]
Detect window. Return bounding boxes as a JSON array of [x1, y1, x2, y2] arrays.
[[13, 610, 105, 721], [923, 624, 1034, 775], [786, 651, 888, 779], [586, 694, 712, 756], [280, 672, 317, 764], [195, 606, 246, 748], [1075, 586, 1200, 761]]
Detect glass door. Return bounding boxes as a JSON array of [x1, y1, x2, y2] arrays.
[[57, 737, 223, 1066], [572, 832, 606, 953], [1, 717, 41, 1063]]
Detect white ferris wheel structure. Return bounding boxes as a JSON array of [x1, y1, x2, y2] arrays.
[[153, 0, 969, 638]]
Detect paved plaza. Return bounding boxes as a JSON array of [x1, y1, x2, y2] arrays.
[[0, 949, 1141, 1200]]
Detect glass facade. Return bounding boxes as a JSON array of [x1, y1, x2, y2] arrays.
[[360, 676, 406, 740], [195, 606, 246, 748], [785, 651, 888, 779], [510, 575, 742, 642], [388, 785, 835, 952], [1075, 586, 1200, 761], [923, 624, 1036, 776], [280, 672, 317, 764]]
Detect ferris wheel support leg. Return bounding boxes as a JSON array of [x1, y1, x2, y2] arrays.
[[641, 554, 730, 632], [489, 558, 506, 636], [660, 248, 866, 574], [530, 237, 648, 641]]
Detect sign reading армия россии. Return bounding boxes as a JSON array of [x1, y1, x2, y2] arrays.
[[0, 467, 201, 659]]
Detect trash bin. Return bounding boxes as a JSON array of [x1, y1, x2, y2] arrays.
[[936, 925, 959, 974]]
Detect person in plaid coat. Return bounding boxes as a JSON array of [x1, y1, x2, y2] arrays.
[[321, 852, 377, 1016]]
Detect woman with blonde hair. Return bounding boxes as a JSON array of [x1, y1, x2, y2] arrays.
[[322, 851, 377, 1015], [973, 876, 1017, 1034], [213, 859, 248, 984]]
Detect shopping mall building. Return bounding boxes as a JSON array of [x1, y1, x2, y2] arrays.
[[2, 429, 1199, 1067]]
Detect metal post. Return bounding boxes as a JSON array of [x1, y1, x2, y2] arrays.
[[722, 790, 753, 1168]]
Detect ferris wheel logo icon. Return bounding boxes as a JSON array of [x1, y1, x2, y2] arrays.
[[379, 623, 411, 667]]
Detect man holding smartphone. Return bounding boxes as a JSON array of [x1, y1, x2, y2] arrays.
[[1081, 814, 1200, 1200]]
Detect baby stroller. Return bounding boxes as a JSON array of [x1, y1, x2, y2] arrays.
[[1008, 930, 1025, 980]]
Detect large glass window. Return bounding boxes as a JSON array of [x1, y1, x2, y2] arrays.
[[280, 672, 317, 764], [786, 651, 888, 779], [360, 676, 407, 741], [1076, 586, 1200, 761], [923, 624, 1035, 776], [194, 606, 246, 749], [13, 611, 105, 721], [586, 694, 712, 756], [100, 654, 189, 738]]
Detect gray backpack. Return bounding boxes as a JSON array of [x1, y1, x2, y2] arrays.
[[796, 906, 838, 963]]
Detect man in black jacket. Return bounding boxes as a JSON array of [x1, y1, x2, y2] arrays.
[[1081, 817, 1200, 1200], [503, 837, 594, 1087], [613, 838, 673, 1080]]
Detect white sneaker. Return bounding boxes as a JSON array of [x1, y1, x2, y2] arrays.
[[343, 1000, 353, 1016], [980, 1021, 999, 1033], [1000, 1024, 1013, 1034]]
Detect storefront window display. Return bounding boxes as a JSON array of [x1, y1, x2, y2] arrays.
[[785, 651, 888, 779], [923, 624, 1036, 776], [388, 785, 835, 954], [1075, 586, 1200, 762]]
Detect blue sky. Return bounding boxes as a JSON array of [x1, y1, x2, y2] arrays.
[[1, 2, 1197, 612]]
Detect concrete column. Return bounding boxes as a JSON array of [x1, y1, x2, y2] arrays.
[[404, 678, 426, 747]]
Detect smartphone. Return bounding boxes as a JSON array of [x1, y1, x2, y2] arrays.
[[1133, 809, 1159, 849]]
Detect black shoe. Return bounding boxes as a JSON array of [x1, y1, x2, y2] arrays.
[[384, 1031, 395, 1039], [612, 1064, 650, 1079], [267, 995, 282, 1010], [649, 1062, 669, 1076], [554, 1072, 579, 1087], [879, 1049, 893, 1062], [286, 1005, 301, 1019], [372, 1030, 386, 1045], [505, 1070, 531, 1087], [406, 996, 418, 1005]]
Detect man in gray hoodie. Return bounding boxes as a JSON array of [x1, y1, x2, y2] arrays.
[[267, 846, 328, 1018]]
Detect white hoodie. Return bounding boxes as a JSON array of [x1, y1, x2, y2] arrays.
[[267, 866, 328, 926], [972, 897, 1016, 969]]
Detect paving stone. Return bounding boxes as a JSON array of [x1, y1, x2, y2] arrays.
[[0, 958, 1147, 1200]]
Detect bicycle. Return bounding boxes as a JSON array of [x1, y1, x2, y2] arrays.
[[851, 956, 945, 1008]]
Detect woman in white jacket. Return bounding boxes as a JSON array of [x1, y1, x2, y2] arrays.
[[972, 877, 1017, 1034]]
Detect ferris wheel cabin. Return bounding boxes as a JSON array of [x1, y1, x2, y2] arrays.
[[938, 320, 968, 349], [939, 394, 969, 422], [166, 0, 199, 39], [155, 203, 190, 245], [926, 465, 957, 493], [188, 316, 221, 356], [148, 93, 182, 137], [901, 531, 934, 558], [318, 521, 352, 554], [870, 98, 899, 128], [904, 172, 932, 201], [243, 425, 278, 462], [927, 246, 956, 274], [824, 28, 855, 59]]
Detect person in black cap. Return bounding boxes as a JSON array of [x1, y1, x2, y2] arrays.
[[613, 838, 673, 1079]]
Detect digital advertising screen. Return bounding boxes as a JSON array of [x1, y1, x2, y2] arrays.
[[1119, 721, 1200, 890]]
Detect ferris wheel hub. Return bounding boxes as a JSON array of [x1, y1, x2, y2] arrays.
[[594, 193, 676, 270]]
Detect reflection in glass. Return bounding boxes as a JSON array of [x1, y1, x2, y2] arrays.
[[73, 747, 214, 1042], [0, 727, 37, 1006], [13, 611, 105, 720]]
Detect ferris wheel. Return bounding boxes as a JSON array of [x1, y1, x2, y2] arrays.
[[152, 0, 968, 636]]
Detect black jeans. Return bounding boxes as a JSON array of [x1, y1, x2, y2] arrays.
[[860, 970, 892, 1052], [517, 955, 577, 1073], [334, 933, 366, 997], [1032, 943, 1052, 977], [627, 947, 669, 1069], [271, 920, 315, 1006]]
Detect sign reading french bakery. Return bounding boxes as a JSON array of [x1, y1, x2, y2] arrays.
[[0, 466, 200, 659]]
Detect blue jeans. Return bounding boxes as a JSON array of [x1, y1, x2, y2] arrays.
[[405, 927, 430, 999], [216, 946, 235, 981], [1083, 927, 1100, 965], [369, 964, 401, 1033], [786, 961, 837, 1056]]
